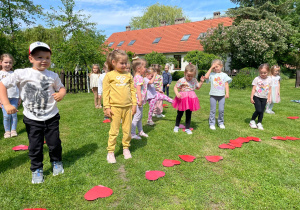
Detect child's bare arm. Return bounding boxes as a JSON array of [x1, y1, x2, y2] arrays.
[[52, 87, 66, 102], [225, 82, 229, 98], [204, 64, 217, 79], [196, 76, 205, 90], [148, 72, 157, 84], [174, 85, 181, 98], [0, 82, 18, 114], [250, 85, 256, 104]]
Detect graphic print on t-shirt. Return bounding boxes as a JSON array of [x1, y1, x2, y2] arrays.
[[213, 76, 224, 90], [23, 76, 50, 117], [256, 80, 269, 94]]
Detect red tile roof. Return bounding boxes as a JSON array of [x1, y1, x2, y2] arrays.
[[105, 17, 233, 55]]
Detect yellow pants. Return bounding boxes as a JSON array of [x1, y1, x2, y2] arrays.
[[107, 106, 132, 152]]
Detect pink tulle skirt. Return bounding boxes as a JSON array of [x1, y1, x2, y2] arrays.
[[172, 91, 200, 111]]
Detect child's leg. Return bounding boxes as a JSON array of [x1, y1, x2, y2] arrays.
[[23, 116, 45, 171], [148, 98, 157, 121], [209, 96, 217, 125], [107, 107, 122, 152], [1, 106, 11, 132], [185, 110, 192, 129], [166, 86, 169, 96], [175, 110, 184, 126], [44, 114, 62, 163], [137, 106, 144, 133], [156, 92, 173, 103], [258, 98, 267, 123], [10, 98, 19, 131], [121, 106, 132, 150], [92, 87, 98, 107], [252, 96, 265, 123], [217, 96, 225, 125], [268, 103, 274, 111], [131, 106, 143, 134]]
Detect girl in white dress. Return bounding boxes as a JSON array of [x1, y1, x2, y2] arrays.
[[265, 65, 281, 114], [90, 64, 101, 108]]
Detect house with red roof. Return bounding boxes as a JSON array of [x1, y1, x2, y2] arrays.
[[105, 12, 233, 71]]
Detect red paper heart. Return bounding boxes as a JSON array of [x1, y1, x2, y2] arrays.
[[272, 136, 287, 140], [179, 124, 185, 129], [145, 170, 165, 181], [285, 136, 300, 140], [12, 145, 28, 151], [178, 155, 196, 162], [84, 185, 113, 200], [229, 139, 245, 144], [246, 136, 261, 142], [205, 156, 223, 162], [235, 137, 250, 143], [228, 142, 243, 148], [219, 144, 235, 149], [103, 119, 111, 123], [287, 116, 299, 119], [163, 104, 168, 107], [182, 128, 194, 132], [162, 159, 181, 167]]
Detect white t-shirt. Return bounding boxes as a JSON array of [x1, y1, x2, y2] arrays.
[[0, 70, 19, 98], [209, 72, 232, 96], [1, 68, 64, 121], [98, 73, 106, 95], [252, 76, 271, 99]]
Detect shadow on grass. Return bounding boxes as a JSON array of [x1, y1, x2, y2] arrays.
[[115, 137, 148, 158], [244, 118, 252, 124], [0, 152, 29, 174]]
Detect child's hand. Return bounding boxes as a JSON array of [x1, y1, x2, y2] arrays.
[[225, 93, 229, 99], [250, 97, 255, 104], [98, 95, 102, 99], [4, 104, 18, 114], [167, 84, 169, 87], [105, 108, 114, 118], [159, 90, 164, 93], [176, 93, 181, 98], [138, 101, 142, 107], [52, 92, 64, 102], [200, 76, 205, 83], [18, 98, 22, 107], [132, 105, 137, 115]]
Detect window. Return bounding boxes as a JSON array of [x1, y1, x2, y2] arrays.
[[181, 34, 191, 41], [108, 42, 114, 47], [128, 40, 136, 46], [117, 41, 125, 47], [197, 33, 207, 40], [152, 37, 161, 44], [174, 55, 181, 69]]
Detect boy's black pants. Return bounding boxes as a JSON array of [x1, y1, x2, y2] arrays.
[[23, 113, 62, 172]]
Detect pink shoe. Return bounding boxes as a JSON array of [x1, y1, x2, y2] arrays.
[[123, 148, 132, 159], [107, 152, 116, 163]]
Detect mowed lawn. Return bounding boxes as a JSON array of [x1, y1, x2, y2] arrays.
[[0, 79, 300, 209]]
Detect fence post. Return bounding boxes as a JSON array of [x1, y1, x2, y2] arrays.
[[66, 71, 70, 93], [80, 71, 83, 91], [296, 70, 300, 88], [86, 67, 90, 93], [60, 69, 65, 86]]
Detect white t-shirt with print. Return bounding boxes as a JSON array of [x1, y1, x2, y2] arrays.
[[1, 68, 64, 121], [0, 70, 19, 98], [252, 76, 271, 99], [209, 72, 232, 96]]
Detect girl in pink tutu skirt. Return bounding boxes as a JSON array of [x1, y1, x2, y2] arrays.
[[173, 64, 205, 134]]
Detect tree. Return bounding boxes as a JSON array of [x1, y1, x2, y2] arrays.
[[144, 51, 178, 67], [184, 51, 221, 70], [0, 0, 42, 35], [230, 0, 282, 7], [129, 3, 190, 30]]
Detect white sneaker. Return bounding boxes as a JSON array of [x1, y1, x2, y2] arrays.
[[270, 110, 275, 114], [123, 148, 132, 159], [249, 120, 257, 129], [265, 109, 272, 114], [257, 123, 264, 130], [173, 126, 179, 133], [131, 134, 141, 140], [139, 131, 148, 137], [156, 114, 165, 118], [210, 125, 216, 130], [152, 114, 156, 117], [219, 124, 225, 129], [107, 152, 116, 164], [185, 129, 192, 134], [147, 120, 155, 125]]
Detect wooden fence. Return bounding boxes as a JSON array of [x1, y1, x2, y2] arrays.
[[58, 70, 89, 93]]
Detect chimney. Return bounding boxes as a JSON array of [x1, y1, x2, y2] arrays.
[[175, 17, 185, 25], [213, 11, 221, 19], [160, 20, 167, 26], [126, 25, 131, 31]]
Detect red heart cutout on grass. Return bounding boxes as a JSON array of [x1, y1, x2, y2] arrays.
[[228, 142, 243, 148], [287, 116, 299, 119], [179, 124, 185, 129], [145, 171, 165, 181], [103, 119, 111, 123], [178, 155, 196, 162], [235, 137, 250, 143], [219, 144, 235, 149], [285, 136, 300, 140], [12, 145, 28, 151], [182, 128, 194, 132], [229, 139, 245, 144], [84, 185, 113, 200], [205, 156, 223, 162], [163, 104, 168, 107], [246, 136, 261, 142], [162, 159, 181, 167], [272, 136, 287, 140]]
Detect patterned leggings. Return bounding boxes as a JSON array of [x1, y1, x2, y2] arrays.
[[148, 92, 173, 121]]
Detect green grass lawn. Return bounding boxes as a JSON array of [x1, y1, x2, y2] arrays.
[[1, 79, 300, 209]]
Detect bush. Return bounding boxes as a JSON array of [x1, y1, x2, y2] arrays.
[[281, 66, 295, 78], [172, 71, 184, 81], [230, 69, 257, 89], [198, 70, 207, 80]]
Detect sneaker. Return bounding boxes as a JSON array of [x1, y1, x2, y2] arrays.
[[139, 131, 148, 137], [249, 120, 257, 129], [147, 120, 155, 126], [265, 109, 272, 114], [152, 114, 156, 117], [210, 125, 216, 130], [107, 152, 116, 163], [185, 129, 193, 134], [10, 130, 18, 137], [131, 134, 141, 140], [4, 131, 11, 138], [219, 124, 225, 129], [52, 161, 64, 176], [173, 126, 179, 133], [156, 114, 165, 118], [32, 168, 44, 184], [269, 110, 275, 114], [257, 123, 264, 130], [123, 148, 132, 159]]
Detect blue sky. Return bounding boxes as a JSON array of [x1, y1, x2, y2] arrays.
[[32, 0, 237, 39]]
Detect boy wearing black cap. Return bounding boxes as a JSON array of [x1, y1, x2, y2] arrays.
[[0, 41, 66, 184]]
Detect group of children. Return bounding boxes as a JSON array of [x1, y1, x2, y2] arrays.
[[0, 42, 281, 183]]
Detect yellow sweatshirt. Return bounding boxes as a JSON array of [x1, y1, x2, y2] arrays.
[[103, 70, 137, 109]]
